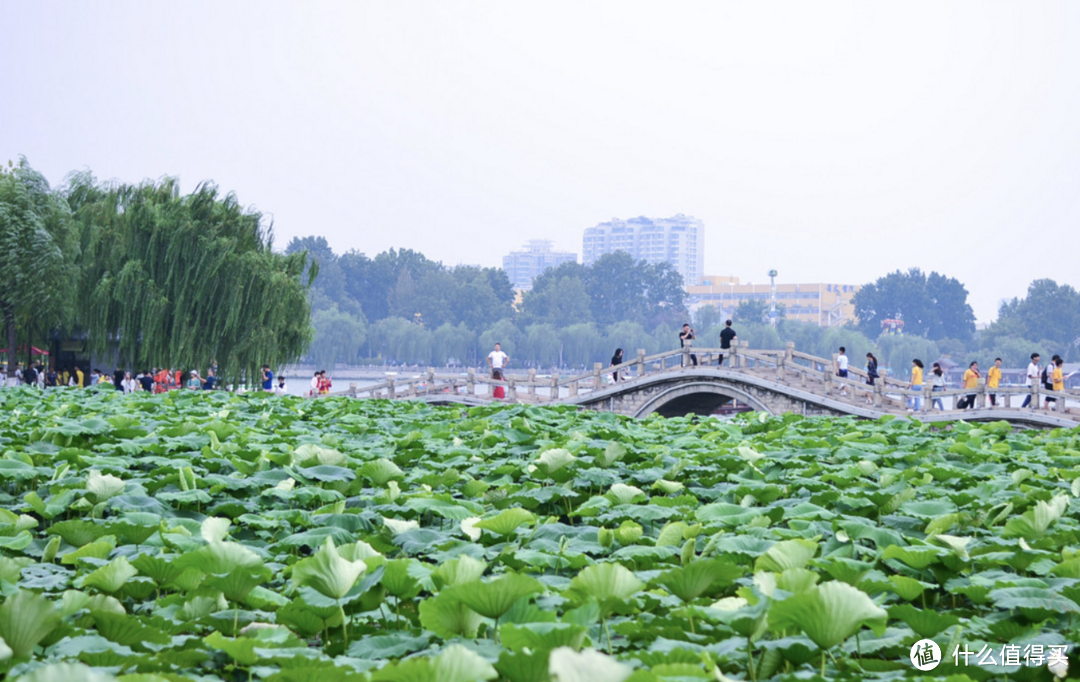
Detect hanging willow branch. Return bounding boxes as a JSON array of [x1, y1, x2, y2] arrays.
[[68, 175, 314, 387]]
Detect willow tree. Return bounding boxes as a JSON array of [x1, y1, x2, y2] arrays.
[[0, 159, 79, 382], [67, 174, 314, 385]]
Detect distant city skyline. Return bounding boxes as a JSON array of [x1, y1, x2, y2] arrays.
[[6, 2, 1080, 323], [502, 239, 577, 290], [583, 214, 705, 287]]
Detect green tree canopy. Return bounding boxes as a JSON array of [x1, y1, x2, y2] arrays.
[[989, 279, 1080, 360], [851, 268, 975, 341], [309, 305, 367, 368], [0, 159, 79, 380], [68, 174, 313, 384]]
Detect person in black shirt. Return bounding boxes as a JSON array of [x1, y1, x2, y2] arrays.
[[23, 364, 38, 386], [113, 368, 125, 391], [679, 324, 697, 367], [45, 366, 58, 387], [202, 368, 216, 390], [610, 348, 623, 382], [718, 320, 737, 366], [137, 371, 154, 392]]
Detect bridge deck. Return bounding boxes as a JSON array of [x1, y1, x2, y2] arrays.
[[324, 345, 1080, 428]]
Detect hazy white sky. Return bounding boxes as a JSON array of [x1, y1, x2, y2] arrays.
[[4, 2, 1080, 322]]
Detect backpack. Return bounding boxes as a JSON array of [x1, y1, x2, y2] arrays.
[[1041, 365, 1050, 386]]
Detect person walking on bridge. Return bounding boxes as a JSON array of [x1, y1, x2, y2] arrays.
[[610, 348, 623, 383], [718, 320, 737, 366], [679, 324, 697, 367], [1021, 353, 1040, 409], [961, 361, 980, 409], [987, 358, 1002, 407]]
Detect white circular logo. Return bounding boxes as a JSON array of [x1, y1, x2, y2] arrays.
[[910, 639, 941, 671]]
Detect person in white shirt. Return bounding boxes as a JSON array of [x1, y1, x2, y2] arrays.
[[1021, 352, 1040, 409], [837, 346, 849, 395], [310, 371, 320, 397], [487, 342, 509, 378]]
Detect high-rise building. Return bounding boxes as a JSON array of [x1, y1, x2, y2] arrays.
[[582, 214, 705, 286], [502, 240, 577, 290]]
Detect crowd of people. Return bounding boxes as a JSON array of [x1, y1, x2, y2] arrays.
[[896, 351, 1069, 412], [2, 362, 220, 393]]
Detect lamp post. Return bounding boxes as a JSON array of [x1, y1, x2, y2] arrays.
[[768, 269, 779, 327]]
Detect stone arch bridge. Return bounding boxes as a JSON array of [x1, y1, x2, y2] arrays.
[[331, 345, 1080, 429]]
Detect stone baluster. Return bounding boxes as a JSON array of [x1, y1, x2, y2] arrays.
[[528, 369, 536, 398], [466, 369, 475, 396]]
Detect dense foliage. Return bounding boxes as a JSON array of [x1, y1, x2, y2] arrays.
[[66, 174, 314, 384], [0, 160, 79, 380], [985, 281, 1080, 363], [851, 269, 976, 343], [1, 388, 1079, 681]]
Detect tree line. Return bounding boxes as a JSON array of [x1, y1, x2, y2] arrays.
[[1, 159, 312, 384]]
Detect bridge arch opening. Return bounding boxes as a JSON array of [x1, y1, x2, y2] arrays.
[[633, 382, 773, 419]]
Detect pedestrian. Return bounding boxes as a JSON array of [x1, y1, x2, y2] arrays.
[[318, 370, 332, 394], [137, 371, 154, 393], [864, 353, 879, 404], [1021, 353, 1040, 409], [987, 358, 1002, 407], [961, 361, 980, 409], [1049, 356, 1065, 411], [487, 342, 509, 379], [908, 359, 924, 411], [35, 363, 45, 389], [1045, 355, 1062, 410], [261, 364, 274, 392], [679, 323, 697, 367], [90, 369, 101, 385], [113, 367, 125, 391], [202, 368, 216, 390], [491, 368, 506, 400], [187, 370, 201, 390], [275, 376, 287, 395], [930, 362, 946, 410], [122, 372, 136, 393], [718, 320, 737, 366], [837, 347, 849, 395], [23, 363, 38, 387], [45, 366, 58, 388], [310, 371, 320, 397], [610, 348, 623, 383]]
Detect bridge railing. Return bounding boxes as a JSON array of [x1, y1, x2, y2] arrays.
[[317, 343, 1079, 417]]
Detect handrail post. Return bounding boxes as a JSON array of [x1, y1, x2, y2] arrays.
[[682, 344, 690, 368], [1031, 381, 1040, 410], [508, 378, 517, 401], [593, 362, 602, 388], [980, 379, 988, 409], [922, 383, 932, 413], [550, 374, 559, 401], [407, 379, 417, 398], [349, 382, 357, 398], [873, 376, 882, 408], [570, 380, 578, 397], [387, 378, 395, 400], [636, 349, 646, 378], [467, 369, 475, 396], [823, 366, 832, 396], [776, 354, 785, 381], [785, 342, 795, 365], [528, 369, 536, 398]]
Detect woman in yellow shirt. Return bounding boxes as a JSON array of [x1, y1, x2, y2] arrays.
[[962, 361, 980, 410], [987, 358, 1002, 407], [1048, 357, 1065, 411], [909, 359, 924, 411]]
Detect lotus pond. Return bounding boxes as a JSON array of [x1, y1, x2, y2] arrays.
[[1, 387, 1080, 682]]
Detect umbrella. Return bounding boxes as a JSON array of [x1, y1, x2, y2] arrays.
[[0, 346, 50, 355]]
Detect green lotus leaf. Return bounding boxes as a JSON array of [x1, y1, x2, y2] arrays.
[[548, 647, 633, 682], [174, 540, 264, 577], [656, 521, 690, 547], [613, 520, 642, 545], [887, 604, 960, 638], [200, 517, 231, 543], [86, 470, 126, 503], [293, 444, 347, 468], [448, 573, 544, 621], [0, 589, 61, 659], [754, 539, 818, 573], [474, 508, 536, 537], [881, 544, 942, 570], [565, 563, 643, 618], [899, 499, 958, 519], [204, 630, 258, 666], [775, 567, 820, 594], [768, 581, 888, 650], [297, 465, 356, 483], [655, 559, 746, 603], [16, 663, 115, 682], [360, 459, 404, 487], [495, 649, 551, 682], [431, 555, 487, 590], [432, 643, 498, 682], [0, 459, 39, 482], [888, 575, 934, 601], [82, 556, 138, 593], [605, 484, 645, 506], [597, 442, 626, 468], [91, 610, 171, 649], [418, 591, 484, 639], [1003, 495, 1069, 540], [0, 530, 33, 551], [292, 537, 366, 601], [536, 449, 576, 477], [500, 622, 588, 653]]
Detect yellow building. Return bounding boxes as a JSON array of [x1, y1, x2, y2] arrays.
[[688, 276, 860, 327]]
